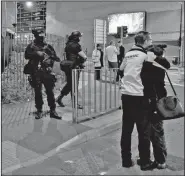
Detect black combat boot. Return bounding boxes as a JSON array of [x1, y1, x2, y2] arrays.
[[56, 94, 65, 107], [50, 109, 62, 120], [35, 110, 43, 119]]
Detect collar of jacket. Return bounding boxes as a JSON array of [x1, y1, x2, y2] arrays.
[[130, 45, 147, 54], [135, 44, 147, 51], [33, 39, 47, 46]]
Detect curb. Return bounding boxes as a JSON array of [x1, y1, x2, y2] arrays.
[[2, 119, 122, 174]]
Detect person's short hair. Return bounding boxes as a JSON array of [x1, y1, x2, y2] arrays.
[[97, 44, 100, 47], [118, 41, 121, 43], [134, 31, 151, 45]]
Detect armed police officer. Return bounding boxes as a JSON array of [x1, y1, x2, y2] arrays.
[[56, 31, 87, 108], [24, 29, 61, 120]]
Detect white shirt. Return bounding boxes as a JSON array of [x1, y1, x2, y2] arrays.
[[120, 45, 148, 96], [92, 49, 101, 67], [105, 45, 118, 62]]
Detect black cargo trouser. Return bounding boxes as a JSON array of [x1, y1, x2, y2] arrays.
[[60, 69, 80, 99], [150, 112, 167, 164], [121, 94, 151, 165], [30, 71, 56, 111], [95, 67, 101, 80]]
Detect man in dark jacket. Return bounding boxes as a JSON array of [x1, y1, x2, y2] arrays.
[[98, 44, 104, 68], [56, 31, 87, 108], [141, 44, 170, 169], [116, 41, 125, 81], [24, 29, 61, 120]]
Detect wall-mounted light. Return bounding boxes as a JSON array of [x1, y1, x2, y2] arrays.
[[25, 2, 33, 8]]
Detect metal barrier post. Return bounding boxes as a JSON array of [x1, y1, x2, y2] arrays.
[[88, 69, 91, 116], [105, 69, 107, 110], [94, 69, 97, 113], [109, 69, 112, 109], [72, 69, 78, 123], [100, 69, 102, 112], [82, 70, 85, 116], [114, 69, 117, 108]]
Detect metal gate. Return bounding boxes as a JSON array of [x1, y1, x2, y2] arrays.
[[72, 68, 121, 123]]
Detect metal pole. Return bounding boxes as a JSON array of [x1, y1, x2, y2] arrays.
[[179, 2, 183, 65], [82, 70, 85, 116], [103, 20, 106, 69], [120, 26, 123, 44], [94, 69, 97, 113]]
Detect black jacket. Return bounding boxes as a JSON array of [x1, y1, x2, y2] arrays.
[[65, 39, 85, 68], [141, 56, 171, 100], [25, 40, 59, 71], [117, 45, 125, 65], [99, 49, 104, 67]]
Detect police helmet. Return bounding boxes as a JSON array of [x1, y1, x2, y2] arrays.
[[71, 31, 83, 37], [32, 29, 45, 37]]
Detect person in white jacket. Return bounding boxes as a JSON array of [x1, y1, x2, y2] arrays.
[[92, 44, 102, 80]]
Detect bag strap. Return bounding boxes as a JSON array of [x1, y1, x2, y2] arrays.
[[153, 61, 177, 96], [165, 70, 177, 96]]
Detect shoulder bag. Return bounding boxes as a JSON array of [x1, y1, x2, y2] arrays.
[[153, 61, 185, 120]]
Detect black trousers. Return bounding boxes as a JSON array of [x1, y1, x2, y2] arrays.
[[116, 60, 123, 80], [150, 113, 167, 164], [30, 72, 56, 111], [95, 67, 101, 80], [60, 69, 80, 99], [121, 94, 151, 165]]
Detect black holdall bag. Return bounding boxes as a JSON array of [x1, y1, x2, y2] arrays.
[[60, 60, 74, 73], [23, 61, 33, 74], [153, 61, 185, 120]]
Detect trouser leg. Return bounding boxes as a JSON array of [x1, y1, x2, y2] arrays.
[[60, 71, 72, 96], [95, 67, 101, 80], [43, 77, 56, 111], [32, 76, 43, 111], [136, 115, 151, 164], [121, 95, 135, 162], [133, 96, 151, 165], [151, 117, 167, 164]]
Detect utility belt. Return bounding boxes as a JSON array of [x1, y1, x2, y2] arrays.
[[28, 68, 56, 88]]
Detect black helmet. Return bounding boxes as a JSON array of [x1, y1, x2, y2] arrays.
[[71, 30, 83, 37], [32, 29, 44, 37]]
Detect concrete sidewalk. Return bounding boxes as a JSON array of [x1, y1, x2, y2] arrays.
[[5, 114, 184, 176], [2, 101, 122, 175]]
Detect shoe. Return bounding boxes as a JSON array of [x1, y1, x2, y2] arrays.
[[50, 110, 62, 120], [140, 161, 155, 171], [122, 159, 135, 168], [156, 162, 166, 169], [137, 158, 153, 166], [35, 110, 43, 119], [56, 95, 65, 107]]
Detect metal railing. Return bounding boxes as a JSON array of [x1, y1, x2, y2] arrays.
[[72, 68, 121, 123], [1, 33, 66, 103]]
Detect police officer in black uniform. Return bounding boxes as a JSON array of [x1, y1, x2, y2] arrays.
[[56, 31, 87, 108], [24, 29, 61, 120]]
